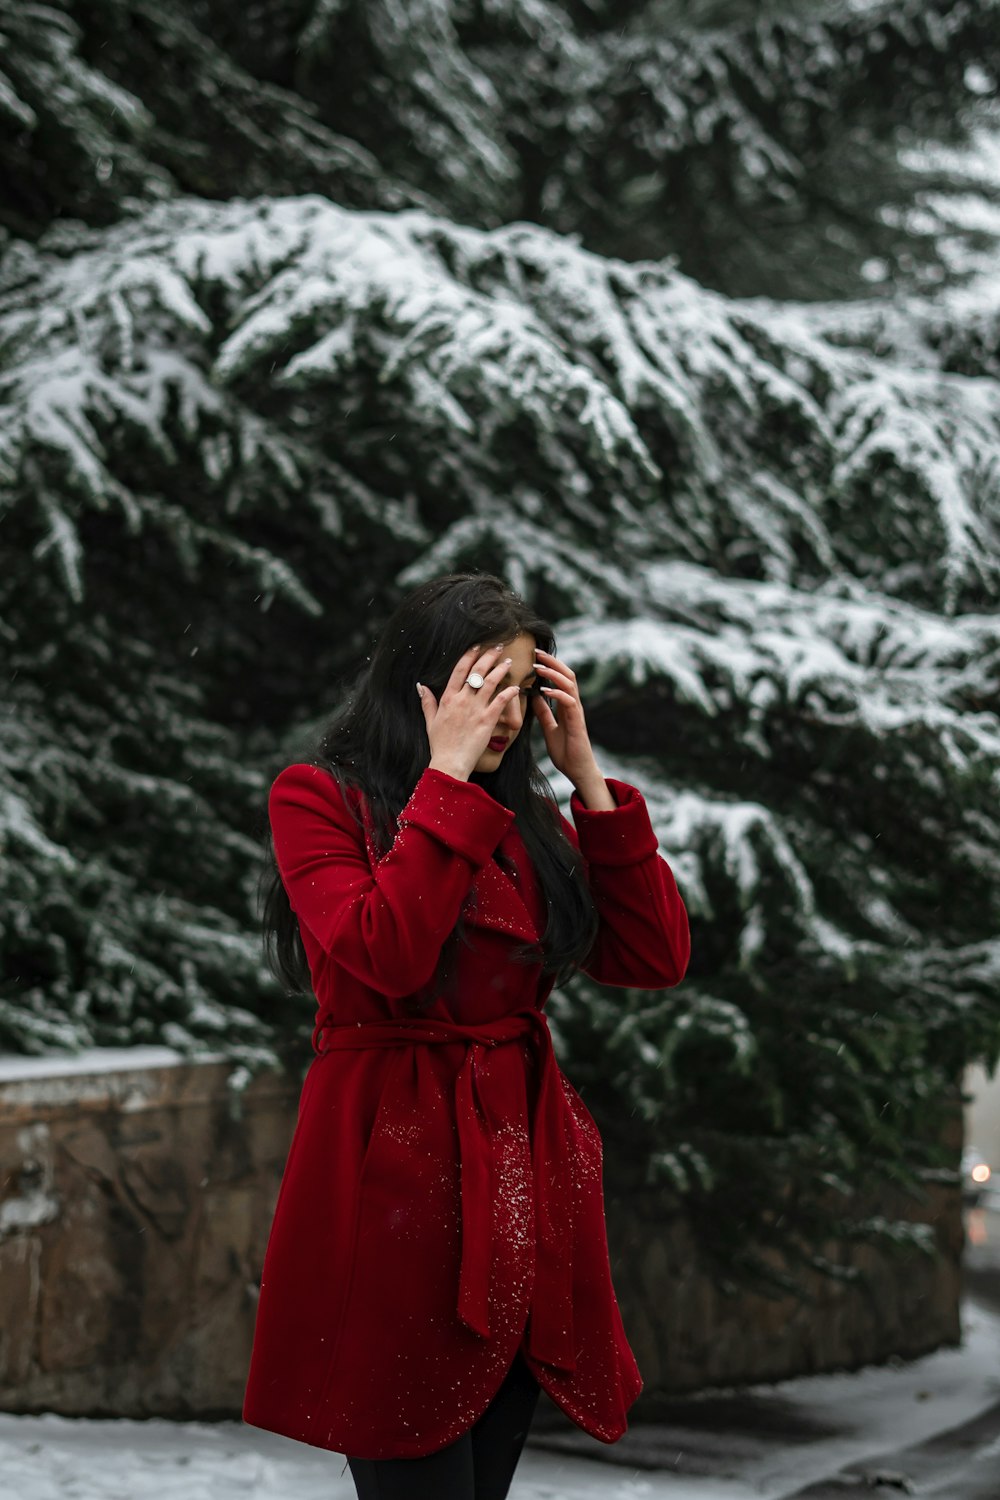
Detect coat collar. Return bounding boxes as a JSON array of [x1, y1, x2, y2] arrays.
[[363, 809, 543, 948], [461, 825, 543, 946]]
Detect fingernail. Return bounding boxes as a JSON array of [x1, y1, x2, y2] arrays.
[[416, 682, 424, 696]]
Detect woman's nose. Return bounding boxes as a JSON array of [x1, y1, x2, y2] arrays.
[[498, 694, 525, 732]]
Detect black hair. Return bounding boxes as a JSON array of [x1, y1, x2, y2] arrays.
[[260, 571, 600, 1015]]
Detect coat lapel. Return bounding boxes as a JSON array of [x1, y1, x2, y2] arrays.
[[461, 825, 543, 945], [364, 801, 543, 947]]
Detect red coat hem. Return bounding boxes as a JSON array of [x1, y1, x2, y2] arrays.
[[242, 1336, 643, 1459]]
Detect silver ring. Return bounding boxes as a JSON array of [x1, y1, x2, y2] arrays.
[[464, 672, 485, 690]]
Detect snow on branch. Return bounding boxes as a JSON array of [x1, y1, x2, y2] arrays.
[[551, 568, 1000, 794], [4, 194, 998, 619]]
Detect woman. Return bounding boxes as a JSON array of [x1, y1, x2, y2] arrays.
[[242, 572, 691, 1500]]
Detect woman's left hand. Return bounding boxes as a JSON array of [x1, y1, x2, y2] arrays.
[[531, 647, 603, 787]]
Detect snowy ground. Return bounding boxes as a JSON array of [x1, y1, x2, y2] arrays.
[[2, 1294, 999, 1500]]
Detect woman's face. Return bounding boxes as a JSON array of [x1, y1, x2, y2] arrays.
[[471, 631, 538, 773]]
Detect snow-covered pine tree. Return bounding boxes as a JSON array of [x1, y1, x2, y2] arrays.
[[1, 0, 998, 1294], [6, 1, 999, 292], [173, 0, 1000, 296], [0, 0, 434, 238]]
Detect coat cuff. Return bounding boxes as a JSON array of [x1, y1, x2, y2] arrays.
[[398, 767, 515, 864], [569, 777, 660, 866]]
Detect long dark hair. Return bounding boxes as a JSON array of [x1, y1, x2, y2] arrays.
[[260, 572, 600, 1014]]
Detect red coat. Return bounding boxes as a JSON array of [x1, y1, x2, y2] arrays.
[[242, 762, 690, 1459]]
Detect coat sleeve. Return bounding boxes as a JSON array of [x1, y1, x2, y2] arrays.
[[269, 762, 515, 998], [559, 776, 691, 989]]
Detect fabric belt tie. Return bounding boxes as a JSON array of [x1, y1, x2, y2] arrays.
[[313, 1008, 577, 1372]]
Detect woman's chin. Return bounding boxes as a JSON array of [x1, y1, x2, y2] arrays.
[[474, 746, 508, 774]]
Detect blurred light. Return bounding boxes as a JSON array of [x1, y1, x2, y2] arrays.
[[967, 1209, 987, 1246]]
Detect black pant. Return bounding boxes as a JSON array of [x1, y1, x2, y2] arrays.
[[344, 1348, 541, 1500]]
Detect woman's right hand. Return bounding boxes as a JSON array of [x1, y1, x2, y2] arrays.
[[417, 644, 520, 780]]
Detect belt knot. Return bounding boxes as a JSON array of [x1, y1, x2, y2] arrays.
[[314, 1007, 576, 1370]]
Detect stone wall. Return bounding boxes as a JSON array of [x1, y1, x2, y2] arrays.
[[0, 1048, 963, 1420], [600, 1140, 963, 1420], [0, 1047, 301, 1417]]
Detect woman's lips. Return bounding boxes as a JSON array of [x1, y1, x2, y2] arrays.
[[488, 737, 509, 750]]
